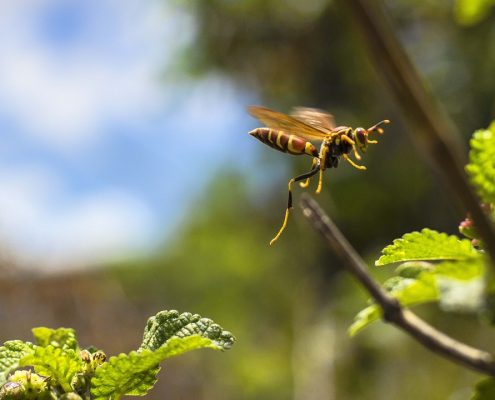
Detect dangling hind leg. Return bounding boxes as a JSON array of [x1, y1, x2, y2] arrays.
[[270, 164, 320, 245], [299, 158, 318, 188]]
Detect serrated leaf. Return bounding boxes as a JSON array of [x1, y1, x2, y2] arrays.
[[471, 378, 495, 399], [19, 345, 82, 392], [466, 122, 495, 204], [32, 327, 79, 351], [0, 341, 34, 385], [349, 259, 485, 335], [375, 229, 478, 266], [140, 310, 235, 351], [91, 335, 218, 400]]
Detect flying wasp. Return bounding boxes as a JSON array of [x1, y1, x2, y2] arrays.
[[248, 105, 390, 245]]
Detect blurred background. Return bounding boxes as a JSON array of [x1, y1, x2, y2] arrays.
[[0, 0, 495, 398]]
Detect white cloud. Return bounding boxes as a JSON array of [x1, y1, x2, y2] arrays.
[[0, 1, 190, 269], [0, 1, 253, 271], [0, 165, 153, 271], [0, 0, 189, 150]]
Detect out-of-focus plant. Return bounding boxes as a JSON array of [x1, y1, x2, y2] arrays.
[[295, 0, 495, 397], [351, 122, 495, 328], [350, 124, 495, 337], [302, 121, 495, 398], [455, 0, 495, 26]]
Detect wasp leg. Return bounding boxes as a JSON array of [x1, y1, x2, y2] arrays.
[[343, 153, 367, 170], [299, 158, 318, 188], [341, 135, 362, 160], [316, 145, 329, 194], [270, 164, 320, 246], [341, 135, 355, 146]]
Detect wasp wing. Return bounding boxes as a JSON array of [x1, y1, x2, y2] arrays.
[[248, 105, 331, 141], [290, 107, 336, 131]]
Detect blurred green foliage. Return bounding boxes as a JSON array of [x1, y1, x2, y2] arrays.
[[455, 0, 495, 25], [109, 0, 495, 398], [472, 377, 495, 399]]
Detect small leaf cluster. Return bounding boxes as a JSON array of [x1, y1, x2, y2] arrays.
[[466, 122, 495, 205], [350, 122, 495, 397], [0, 310, 235, 400], [349, 229, 485, 336]]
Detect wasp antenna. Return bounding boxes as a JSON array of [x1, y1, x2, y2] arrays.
[[368, 119, 390, 134]]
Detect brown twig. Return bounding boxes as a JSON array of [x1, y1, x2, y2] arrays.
[[337, 0, 495, 266], [300, 194, 495, 376]]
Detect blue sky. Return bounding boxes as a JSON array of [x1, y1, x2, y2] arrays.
[[0, 1, 260, 271]]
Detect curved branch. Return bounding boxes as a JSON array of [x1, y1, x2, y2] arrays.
[[337, 0, 495, 266], [300, 194, 495, 376]]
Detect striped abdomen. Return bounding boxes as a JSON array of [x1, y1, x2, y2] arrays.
[[249, 128, 319, 157]]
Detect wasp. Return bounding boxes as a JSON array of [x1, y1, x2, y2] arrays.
[[248, 105, 390, 245]]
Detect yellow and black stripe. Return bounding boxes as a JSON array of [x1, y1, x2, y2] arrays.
[[249, 128, 319, 157]]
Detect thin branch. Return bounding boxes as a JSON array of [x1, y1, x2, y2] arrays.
[[300, 194, 495, 376], [337, 0, 495, 266]]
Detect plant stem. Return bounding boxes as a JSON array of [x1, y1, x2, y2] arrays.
[[338, 0, 495, 267], [300, 194, 495, 376]]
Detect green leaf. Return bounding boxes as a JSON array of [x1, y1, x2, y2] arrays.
[[348, 305, 381, 336], [91, 335, 218, 400], [89, 310, 236, 399], [349, 274, 437, 336], [140, 310, 235, 351], [375, 229, 478, 266], [19, 345, 82, 393], [349, 259, 485, 335], [0, 341, 34, 385], [466, 122, 495, 205], [32, 327, 79, 351], [454, 0, 495, 26], [472, 378, 495, 399], [387, 274, 438, 305]]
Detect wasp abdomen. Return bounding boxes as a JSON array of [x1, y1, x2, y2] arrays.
[[249, 128, 318, 157]]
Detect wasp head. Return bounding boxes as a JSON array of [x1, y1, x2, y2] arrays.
[[353, 119, 390, 152], [353, 127, 369, 152]]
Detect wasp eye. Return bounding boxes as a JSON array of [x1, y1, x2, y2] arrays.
[[354, 128, 367, 145]]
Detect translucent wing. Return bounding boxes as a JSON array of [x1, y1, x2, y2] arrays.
[[290, 107, 335, 131], [248, 105, 331, 141]]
